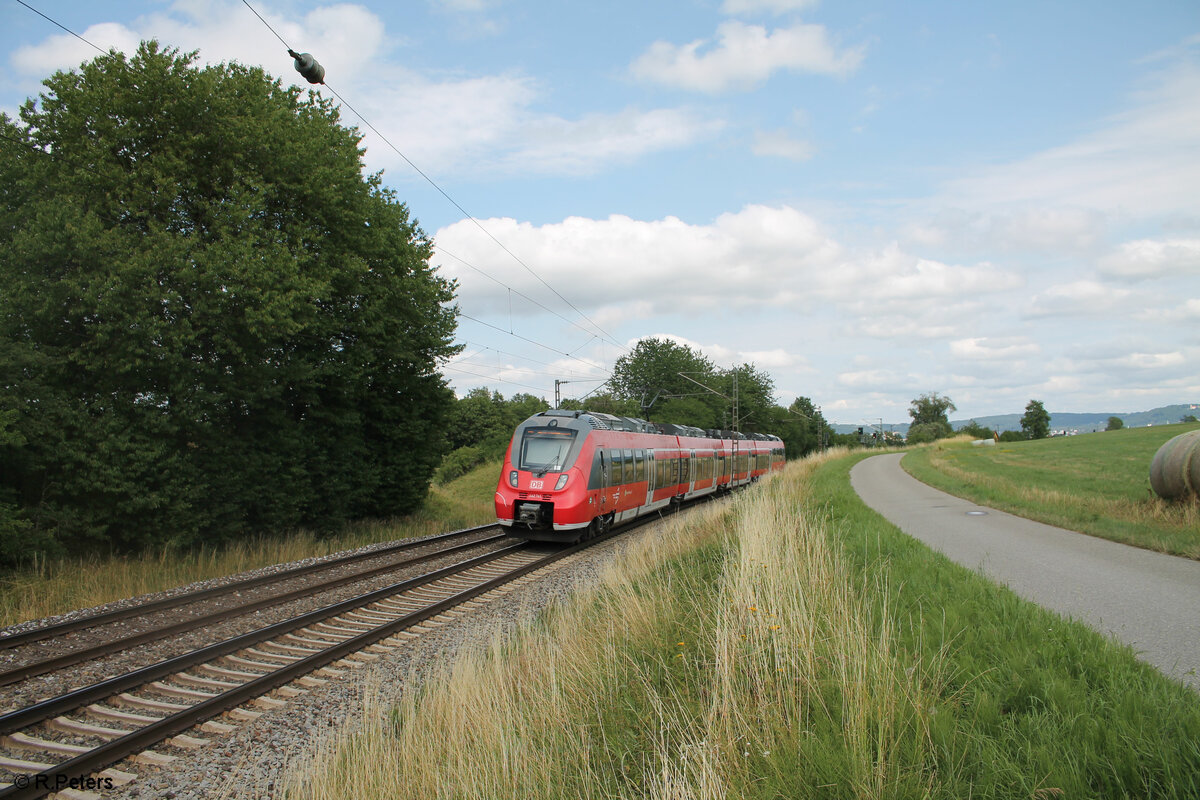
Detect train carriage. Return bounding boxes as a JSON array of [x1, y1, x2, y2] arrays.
[[495, 409, 785, 542]]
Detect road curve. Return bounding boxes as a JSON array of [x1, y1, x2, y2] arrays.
[[850, 452, 1200, 691]]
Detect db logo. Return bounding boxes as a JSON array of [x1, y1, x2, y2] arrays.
[[530, 480, 544, 489]]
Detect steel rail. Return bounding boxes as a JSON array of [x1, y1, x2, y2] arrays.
[[0, 533, 599, 800], [0, 531, 510, 687], [0, 495, 732, 798], [0, 524, 500, 650], [0, 541, 529, 737]]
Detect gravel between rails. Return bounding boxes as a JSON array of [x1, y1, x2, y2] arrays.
[[0, 529, 509, 713], [104, 520, 668, 800]]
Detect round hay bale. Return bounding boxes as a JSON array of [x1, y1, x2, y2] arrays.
[[1149, 430, 1200, 500]]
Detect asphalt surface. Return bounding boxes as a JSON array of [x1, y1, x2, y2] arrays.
[[850, 452, 1200, 691]]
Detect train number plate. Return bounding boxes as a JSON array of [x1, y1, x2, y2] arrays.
[[530, 480, 544, 489]]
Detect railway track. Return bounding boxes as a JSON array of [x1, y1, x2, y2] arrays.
[[0, 527, 617, 800], [0, 525, 506, 689], [0, 492, 732, 799]]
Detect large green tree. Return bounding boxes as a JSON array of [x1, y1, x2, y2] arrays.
[[907, 392, 956, 443], [767, 396, 827, 458], [1021, 400, 1051, 439], [0, 43, 458, 562], [609, 337, 719, 421], [608, 337, 779, 432], [715, 363, 777, 433]]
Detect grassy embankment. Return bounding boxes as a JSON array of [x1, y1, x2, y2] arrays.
[[289, 451, 1200, 800], [0, 462, 502, 628], [903, 422, 1200, 559]]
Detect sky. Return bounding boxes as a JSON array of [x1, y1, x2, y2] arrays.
[[3, 0, 1199, 427]]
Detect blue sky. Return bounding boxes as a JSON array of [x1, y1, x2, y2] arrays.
[[3, 1, 1199, 426]]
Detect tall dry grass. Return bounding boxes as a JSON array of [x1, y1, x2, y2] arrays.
[[288, 453, 943, 799]]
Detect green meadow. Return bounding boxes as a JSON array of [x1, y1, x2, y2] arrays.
[[902, 423, 1200, 559]]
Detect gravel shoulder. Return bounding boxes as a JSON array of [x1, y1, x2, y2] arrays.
[[95, 523, 660, 799]]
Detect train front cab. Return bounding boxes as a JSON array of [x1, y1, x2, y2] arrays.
[[495, 412, 595, 542]]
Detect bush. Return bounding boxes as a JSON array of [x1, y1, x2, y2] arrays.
[[998, 430, 1026, 442], [907, 421, 951, 445], [959, 420, 995, 440], [434, 446, 486, 485]]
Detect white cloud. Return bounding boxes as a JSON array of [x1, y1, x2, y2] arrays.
[[631, 21, 865, 93], [435, 207, 1023, 368], [835, 369, 913, 391], [854, 317, 961, 340], [1160, 298, 1200, 322], [949, 337, 1041, 361], [1111, 351, 1187, 370], [12, 23, 142, 75], [1097, 238, 1200, 280], [721, 0, 820, 15], [1026, 280, 1134, 317], [7, 2, 716, 178], [828, 244, 1022, 306], [495, 107, 725, 175], [12, 2, 387, 88], [939, 57, 1200, 217], [739, 348, 802, 369], [752, 129, 814, 161], [902, 207, 1106, 257]]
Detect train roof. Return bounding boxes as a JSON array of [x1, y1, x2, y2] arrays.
[[529, 409, 781, 443]]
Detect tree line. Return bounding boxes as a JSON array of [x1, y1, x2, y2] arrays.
[[908, 392, 1054, 443]]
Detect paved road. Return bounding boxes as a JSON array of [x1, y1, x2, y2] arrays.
[[850, 453, 1200, 691]]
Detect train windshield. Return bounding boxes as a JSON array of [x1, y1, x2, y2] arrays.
[[518, 427, 577, 473]]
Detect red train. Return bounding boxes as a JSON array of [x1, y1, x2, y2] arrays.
[[494, 409, 785, 542]]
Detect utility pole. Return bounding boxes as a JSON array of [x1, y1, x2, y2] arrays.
[[554, 379, 571, 410]]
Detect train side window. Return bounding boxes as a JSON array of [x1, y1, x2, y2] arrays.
[[614, 450, 625, 484], [590, 449, 607, 490], [635, 450, 646, 482]]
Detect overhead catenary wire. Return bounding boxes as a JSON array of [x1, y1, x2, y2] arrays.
[[234, 0, 626, 355], [438, 365, 550, 395], [434, 244, 612, 347], [12, 0, 622, 402], [445, 357, 603, 381], [13, 0, 106, 53], [456, 311, 607, 372]]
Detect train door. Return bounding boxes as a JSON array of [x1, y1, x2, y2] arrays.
[[645, 451, 655, 506], [598, 449, 610, 514]]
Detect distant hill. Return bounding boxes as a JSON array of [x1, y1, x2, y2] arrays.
[[829, 403, 1199, 436], [955, 404, 1200, 433]]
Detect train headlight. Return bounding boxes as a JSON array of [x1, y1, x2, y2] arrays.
[[508, 470, 518, 488], [554, 474, 569, 491]]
